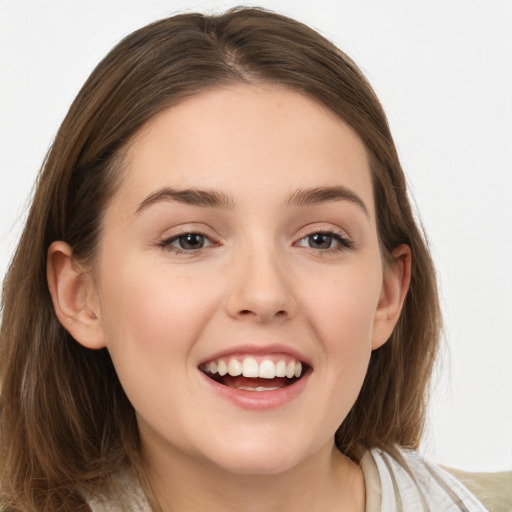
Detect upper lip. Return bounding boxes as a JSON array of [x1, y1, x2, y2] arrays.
[[199, 343, 311, 366]]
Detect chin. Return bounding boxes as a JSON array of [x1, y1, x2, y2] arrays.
[[213, 450, 302, 476], [201, 430, 319, 476]]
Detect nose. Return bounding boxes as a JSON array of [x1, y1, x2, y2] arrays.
[[225, 246, 297, 323]]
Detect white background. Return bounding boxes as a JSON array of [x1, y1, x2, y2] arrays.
[[1, 1, 511, 472]]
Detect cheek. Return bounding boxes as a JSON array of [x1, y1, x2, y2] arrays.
[[300, 263, 382, 395], [96, 257, 220, 379], [95, 257, 225, 440], [303, 265, 381, 347]]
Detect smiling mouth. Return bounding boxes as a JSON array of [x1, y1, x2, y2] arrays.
[[199, 356, 309, 391]]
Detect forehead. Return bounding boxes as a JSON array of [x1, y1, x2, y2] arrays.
[[115, 84, 374, 215]]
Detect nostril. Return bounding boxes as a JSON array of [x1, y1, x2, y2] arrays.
[[237, 309, 287, 318]]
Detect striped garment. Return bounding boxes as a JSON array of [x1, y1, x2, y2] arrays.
[[361, 447, 489, 511], [87, 447, 490, 511]]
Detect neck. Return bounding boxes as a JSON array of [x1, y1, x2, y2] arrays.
[[140, 439, 365, 512]]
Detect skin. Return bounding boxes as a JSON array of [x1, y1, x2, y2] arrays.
[[48, 84, 410, 512]]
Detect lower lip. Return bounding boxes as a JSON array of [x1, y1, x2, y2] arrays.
[[199, 371, 311, 411]]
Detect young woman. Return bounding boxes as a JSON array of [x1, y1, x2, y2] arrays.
[[0, 7, 492, 512]]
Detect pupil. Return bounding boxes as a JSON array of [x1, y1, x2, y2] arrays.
[[179, 234, 204, 250], [310, 233, 331, 249]]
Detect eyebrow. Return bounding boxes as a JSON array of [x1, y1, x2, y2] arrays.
[[285, 186, 369, 216], [135, 185, 368, 216], [135, 187, 236, 214]]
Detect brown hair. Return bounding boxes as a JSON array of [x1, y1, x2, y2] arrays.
[[0, 7, 440, 511]]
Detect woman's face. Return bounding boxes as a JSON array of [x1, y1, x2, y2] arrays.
[[89, 84, 400, 475]]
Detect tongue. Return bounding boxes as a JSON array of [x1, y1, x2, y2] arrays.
[[222, 375, 290, 390]]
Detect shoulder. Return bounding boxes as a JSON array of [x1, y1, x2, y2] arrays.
[[362, 446, 493, 511], [443, 467, 512, 512]]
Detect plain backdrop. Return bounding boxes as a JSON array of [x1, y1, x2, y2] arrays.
[[1, 0, 511, 472]]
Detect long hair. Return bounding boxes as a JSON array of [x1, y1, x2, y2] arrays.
[[0, 7, 440, 511]]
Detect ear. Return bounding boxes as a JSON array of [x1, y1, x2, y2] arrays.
[[47, 241, 106, 349], [372, 244, 411, 350]]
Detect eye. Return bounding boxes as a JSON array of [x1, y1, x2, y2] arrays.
[[296, 231, 353, 251], [159, 232, 214, 252]]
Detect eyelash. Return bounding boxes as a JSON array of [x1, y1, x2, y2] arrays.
[[296, 230, 354, 252], [157, 231, 215, 255], [157, 229, 354, 255]]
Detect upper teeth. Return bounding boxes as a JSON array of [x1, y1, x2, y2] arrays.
[[203, 357, 302, 379]]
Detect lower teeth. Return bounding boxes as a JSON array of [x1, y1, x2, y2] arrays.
[[237, 386, 281, 391]]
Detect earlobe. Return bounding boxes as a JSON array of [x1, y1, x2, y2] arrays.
[[47, 241, 106, 349], [372, 244, 411, 350]]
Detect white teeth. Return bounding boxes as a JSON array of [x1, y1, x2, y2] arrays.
[[275, 360, 287, 377], [242, 357, 259, 378], [259, 359, 276, 379], [227, 359, 242, 377], [238, 386, 281, 391], [217, 360, 227, 376], [203, 356, 304, 379]]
